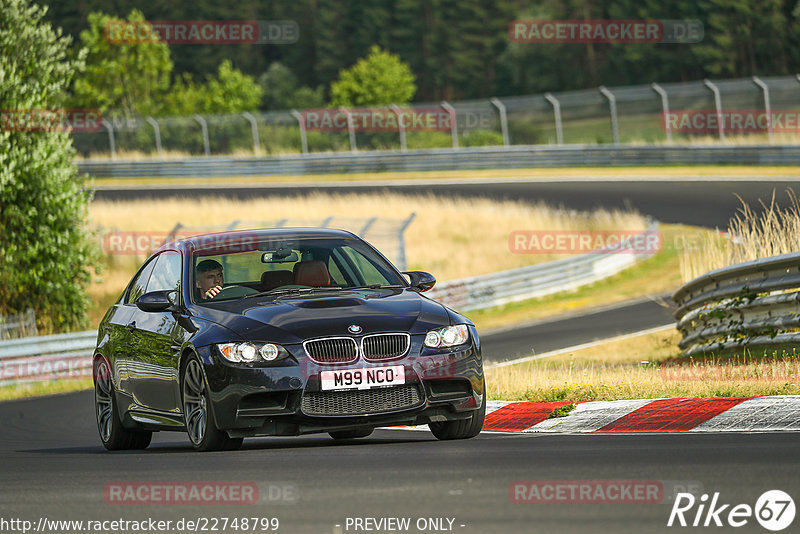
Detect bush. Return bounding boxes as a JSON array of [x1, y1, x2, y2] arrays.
[[0, 0, 99, 332]]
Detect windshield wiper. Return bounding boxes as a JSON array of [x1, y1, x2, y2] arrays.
[[243, 286, 343, 299], [348, 284, 405, 290]]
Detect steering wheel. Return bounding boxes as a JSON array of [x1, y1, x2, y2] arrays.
[[207, 285, 258, 300]]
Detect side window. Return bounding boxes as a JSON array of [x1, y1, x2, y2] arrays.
[[327, 255, 347, 286], [339, 246, 390, 286], [146, 252, 182, 297], [125, 258, 157, 305]]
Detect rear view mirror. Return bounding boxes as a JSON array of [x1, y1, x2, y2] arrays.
[[262, 251, 299, 263], [402, 271, 436, 292]]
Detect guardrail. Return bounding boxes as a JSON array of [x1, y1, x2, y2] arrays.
[[0, 226, 657, 385], [673, 251, 800, 356], [0, 331, 96, 386], [427, 224, 659, 312], [77, 145, 800, 179]]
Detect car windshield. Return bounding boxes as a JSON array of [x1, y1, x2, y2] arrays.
[[190, 234, 405, 303]]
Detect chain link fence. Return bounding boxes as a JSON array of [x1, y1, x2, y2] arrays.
[[73, 75, 800, 159]]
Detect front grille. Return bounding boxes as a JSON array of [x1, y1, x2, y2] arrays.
[[362, 333, 410, 360], [304, 337, 358, 363], [301, 385, 422, 416]]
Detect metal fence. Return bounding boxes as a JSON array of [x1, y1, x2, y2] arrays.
[[673, 251, 800, 356], [0, 309, 38, 340], [73, 75, 800, 159], [78, 144, 800, 178], [0, 331, 95, 386]]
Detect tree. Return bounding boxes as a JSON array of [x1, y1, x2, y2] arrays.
[[72, 9, 172, 118], [259, 62, 325, 110], [0, 0, 98, 332], [330, 45, 416, 107], [165, 60, 263, 115]]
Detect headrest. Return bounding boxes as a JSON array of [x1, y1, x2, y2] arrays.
[[293, 261, 330, 287], [260, 270, 294, 290]]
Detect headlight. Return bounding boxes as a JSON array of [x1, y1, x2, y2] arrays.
[[424, 324, 469, 348], [217, 342, 288, 364]]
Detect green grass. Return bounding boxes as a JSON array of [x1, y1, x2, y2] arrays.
[[0, 379, 93, 402], [486, 327, 800, 402], [547, 402, 578, 418]]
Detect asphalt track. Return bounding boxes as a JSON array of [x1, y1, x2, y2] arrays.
[[480, 295, 675, 363], [1, 390, 799, 534], [95, 179, 800, 228]]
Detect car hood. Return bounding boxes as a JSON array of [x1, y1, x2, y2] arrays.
[[190, 288, 452, 343]]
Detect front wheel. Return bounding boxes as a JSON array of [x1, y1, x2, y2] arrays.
[[429, 388, 486, 441], [94, 358, 152, 451], [182, 357, 243, 452]]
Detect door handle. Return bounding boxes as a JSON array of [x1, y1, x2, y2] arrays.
[[126, 321, 137, 332]]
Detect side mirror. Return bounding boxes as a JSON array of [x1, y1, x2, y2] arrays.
[[402, 271, 436, 292], [136, 290, 178, 312]]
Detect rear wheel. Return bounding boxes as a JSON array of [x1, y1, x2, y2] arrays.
[[429, 387, 486, 441], [94, 358, 152, 451], [182, 357, 243, 452], [329, 427, 374, 440]]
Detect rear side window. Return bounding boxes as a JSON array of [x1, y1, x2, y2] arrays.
[[125, 258, 157, 305]]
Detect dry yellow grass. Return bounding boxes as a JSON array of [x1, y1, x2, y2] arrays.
[[89, 193, 647, 280], [680, 189, 800, 281], [86, 193, 646, 325], [486, 328, 800, 401]]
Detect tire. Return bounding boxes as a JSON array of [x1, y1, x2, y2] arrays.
[[94, 358, 152, 451], [429, 388, 486, 441], [329, 427, 374, 440], [182, 356, 243, 452]]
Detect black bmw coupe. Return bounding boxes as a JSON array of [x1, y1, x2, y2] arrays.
[[93, 228, 485, 451]]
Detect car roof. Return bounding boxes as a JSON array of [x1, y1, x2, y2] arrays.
[[154, 227, 359, 254]]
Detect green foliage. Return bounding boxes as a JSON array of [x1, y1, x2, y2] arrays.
[[42, 0, 800, 102], [330, 45, 416, 107], [0, 0, 99, 332], [258, 63, 325, 111], [165, 60, 263, 115], [74, 9, 262, 117], [461, 129, 505, 147], [72, 9, 172, 118]]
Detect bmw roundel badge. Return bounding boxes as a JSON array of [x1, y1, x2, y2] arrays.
[[348, 324, 362, 334]]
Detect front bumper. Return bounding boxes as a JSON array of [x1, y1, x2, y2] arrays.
[[199, 334, 484, 437]]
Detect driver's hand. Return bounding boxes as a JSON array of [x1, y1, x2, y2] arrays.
[[203, 285, 222, 299]]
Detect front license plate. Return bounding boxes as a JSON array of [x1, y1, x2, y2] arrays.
[[320, 365, 405, 391]]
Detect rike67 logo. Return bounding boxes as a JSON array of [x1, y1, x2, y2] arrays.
[[668, 490, 795, 531]]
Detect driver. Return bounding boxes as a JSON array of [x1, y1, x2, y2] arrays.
[[195, 259, 224, 300]]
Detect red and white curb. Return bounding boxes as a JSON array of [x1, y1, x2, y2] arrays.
[[487, 397, 800, 433], [394, 396, 800, 433]]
